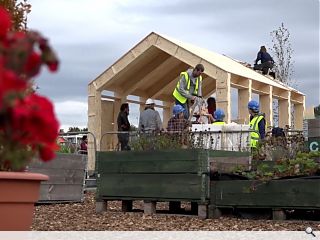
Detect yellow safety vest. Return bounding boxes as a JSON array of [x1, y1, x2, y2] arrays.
[[173, 72, 202, 104], [250, 114, 265, 148], [212, 121, 225, 125]]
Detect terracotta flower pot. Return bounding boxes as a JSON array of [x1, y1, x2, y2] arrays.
[[0, 171, 48, 230]]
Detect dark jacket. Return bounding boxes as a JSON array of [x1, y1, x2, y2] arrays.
[[117, 111, 130, 131], [255, 51, 274, 64]]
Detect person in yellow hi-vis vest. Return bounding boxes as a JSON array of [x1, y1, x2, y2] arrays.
[[172, 64, 204, 119], [248, 100, 266, 148], [212, 109, 226, 125]]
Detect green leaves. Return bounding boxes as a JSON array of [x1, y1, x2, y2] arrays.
[[234, 151, 320, 180]]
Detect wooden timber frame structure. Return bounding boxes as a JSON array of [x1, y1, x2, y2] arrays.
[[87, 32, 305, 171]]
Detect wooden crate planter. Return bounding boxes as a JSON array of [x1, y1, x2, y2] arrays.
[[95, 149, 251, 218], [210, 177, 320, 219], [208, 150, 250, 172], [96, 149, 208, 200], [28, 153, 87, 203]]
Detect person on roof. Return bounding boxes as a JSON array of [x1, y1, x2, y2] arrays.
[[212, 109, 226, 125], [253, 46, 274, 75], [248, 100, 266, 148], [138, 98, 162, 132], [173, 64, 205, 119]]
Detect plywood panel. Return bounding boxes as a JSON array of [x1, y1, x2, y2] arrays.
[[131, 33, 158, 56], [162, 101, 172, 129], [294, 103, 304, 130], [155, 36, 179, 56], [123, 56, 182, 96], [147, 62, 189, 97], [259, 85, 273, 127], [238, 79, 252, 124], [278, 91, 291, 128], [201, 76, 216, 98], [174, 47, 201, 67], [101, 100, 116, 150], [113, 47, 169, 91]]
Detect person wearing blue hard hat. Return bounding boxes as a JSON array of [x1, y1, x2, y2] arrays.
[[167, 105, 190, 132], [212, 108, 225, 125], [248, 100, 266, 148], [173, 104, 185, 116]]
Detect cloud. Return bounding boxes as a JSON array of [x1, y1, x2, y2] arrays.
[[53, 100, 88, 130], [28, 0, 319, 128]]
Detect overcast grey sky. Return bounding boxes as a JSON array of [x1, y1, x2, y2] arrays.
[[28, 0, 319, 129]]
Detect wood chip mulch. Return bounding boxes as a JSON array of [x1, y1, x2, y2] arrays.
[[32, 192, 320, 231]]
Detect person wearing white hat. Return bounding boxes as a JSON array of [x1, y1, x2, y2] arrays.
[[138, 98, 162, 132]]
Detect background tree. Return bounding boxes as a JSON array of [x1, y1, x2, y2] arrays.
[[270, 23, 295, 127], [0, 0, 31, 31], [68, 127, 81, 133], [270, 22, 295, 87]]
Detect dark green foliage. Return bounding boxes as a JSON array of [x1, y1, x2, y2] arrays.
[[130, 132, 188, 151], [0, 0, 31, 31], [233, 151, 320, 180]]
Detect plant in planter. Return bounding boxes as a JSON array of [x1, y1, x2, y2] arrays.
[[233, 151, 320, 181], [0, 7, 59, 230]]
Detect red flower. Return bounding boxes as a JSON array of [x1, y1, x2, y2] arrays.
[[0, 6, 60, 170], [24, 52, 42, 77], [11, 94, 60, 144], [0, 69, 27, 108], [39, 145, 56, 162], [47, 61, 59, 72]]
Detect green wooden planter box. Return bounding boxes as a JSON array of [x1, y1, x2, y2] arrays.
[[210, 177, 320, 209], [95, 149, 251, 204], [96, 149, 209, 203]]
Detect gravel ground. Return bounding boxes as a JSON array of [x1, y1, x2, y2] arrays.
[[32, 192, 320, 231]]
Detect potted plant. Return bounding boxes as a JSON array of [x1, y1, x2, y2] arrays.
[[0, 7, 59, 230]]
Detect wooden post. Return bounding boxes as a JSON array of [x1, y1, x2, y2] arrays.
[[278, 91, 291, 128], [101, 100, 116, 150], [96, 200, 108, 213], [144, 201, 156, 215], [272, 209, 286, 220], [216, 71, 231, 123], [88, 84, 101, 171], [139, 97, 147, 113], [208, 205, 222, 219], [238, 79, 252, 124], [259, 85, 273, 127], [198, 204, 208, 219], [294, 96, 305, 130], [163, 101, 173, 129]]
